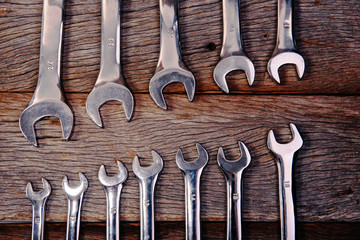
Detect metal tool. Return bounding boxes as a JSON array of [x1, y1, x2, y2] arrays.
[[26, 178, 51, 240], [176, 144, 208, 240], [149, 0, 195, 110], [213, 0, 255, 93], [86, 0, 134, 127], [62, 172, 88, 240], [133, 151, 163, 240], [19, 0, 73, 147], [267, 123, 303, 240], [98, 161, 128, 240], [267, 0, 305, 83], [217, 141, 251, 240]]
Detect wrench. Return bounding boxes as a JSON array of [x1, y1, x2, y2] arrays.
[[267, 123, 303, 240], [217, 141, 251, 240], [26, 178, 51, 240], [86, 0, 134, 127], [213, 0, 255, 93], [98, 161, 128, 240], [133, 151, 163, 240], [176, 144, 208, 240], [19, 0, 73, 147], [62, 172, 89, 240], [149, 0, 195, 110], [267, 0, 305, 83]]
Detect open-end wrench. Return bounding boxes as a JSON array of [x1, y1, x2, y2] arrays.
[[19, 0, 73, 147], [267, 0, 305, 83], [133, 151, 163, 240], [176, 144, 208, 240], [26, 178, 51, 240], [267, 123, 303, 240], [86, 0, 134, 127], [98, 161, 128, 240], [217, 141, 251, 240], [149, 0, 195, 110], [213, 0, 255, 93], [62, 172, 88, 240]]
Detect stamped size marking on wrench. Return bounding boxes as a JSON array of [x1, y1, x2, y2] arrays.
[[133, 151, 163, 240], [99, 161, 128, 240], [26, 178, 51, 240], [267, 0, 305, 83], [217, 141, 251, 240], [63, 173, 88, 240], [213, 0, 255, 93], [19, 0, 73, 147], [86, 0, 134, 127], [268, 123, 303, 240], [149, 0, 195, 110], [176, 144, 208, 240]]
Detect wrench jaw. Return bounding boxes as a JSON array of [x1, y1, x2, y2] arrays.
[[267, 51, 305, 84], [19, 100, 74, 147], [176, 143, 209, 172], [213, 55, 255, 93], [133, 151, 164, 179], [149, 68, 196, 110], [217, 142, 251, 174], [62, 172, 89, 200], [86, 83, 134, 128], [98, 161, 128, 187], [26, 178, 52, 203]]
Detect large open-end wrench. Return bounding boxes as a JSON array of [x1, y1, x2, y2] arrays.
[[19, 0, 73, 147], [217, 141, 251, 240], [62, 173, 88, 240], [86, 0, 134, 127], [176, 144, 208, 240], [133, 151, 163, 240], [267, 123, 303, 240], [149, 0, 195, 110], [267, 0, 305, 83], [213, 0, 255, 93], [98, 161, 128, 240], [26, 178, 51, 240]]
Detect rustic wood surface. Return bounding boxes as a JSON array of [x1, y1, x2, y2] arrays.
[[0, 0, 359, 238]]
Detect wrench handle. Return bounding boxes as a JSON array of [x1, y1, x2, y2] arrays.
[[276, 0, 296, 51], [220, 0, 244, 58], [104, 186, 123, 240], [66, 196, 84, 240], [31, 200, 47, 240]]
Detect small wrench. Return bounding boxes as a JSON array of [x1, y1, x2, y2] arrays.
[[176, 144, 208, 240], [217, 141, 251, 240], [62, 172, 88, 240], [149, 0, 195, 110], [213, 0, 255, 93], [86, 0, 134, 127], [19, 0, 73, 147], [133, 151, 163, 240], [267, 123, 303, 240], [267, 0, 305, 83], [26, 178, 51, 240], [98, 161, 128, 240]]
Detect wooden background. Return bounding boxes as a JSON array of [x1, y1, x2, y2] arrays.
[[0, 0, 359, 239]]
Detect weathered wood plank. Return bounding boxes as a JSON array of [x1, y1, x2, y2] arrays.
[[0, 93, 359, 222], [0, 0, 359, 93]]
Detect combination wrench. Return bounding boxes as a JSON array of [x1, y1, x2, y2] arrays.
[[133, 151, 163, 240], [176, 144, 208, 240]]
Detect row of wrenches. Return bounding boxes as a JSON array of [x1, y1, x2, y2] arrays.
[[19, 0, 305, 147], [26, 123, 303, 240]]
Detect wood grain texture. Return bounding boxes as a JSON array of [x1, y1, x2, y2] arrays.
[[0, 93, 359, 222], [0, 0, 359, 94]]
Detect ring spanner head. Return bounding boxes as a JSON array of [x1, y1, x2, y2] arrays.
[[86, 83, 134, 127], [133, 151, 163, 179], [213, 55, 255, 93], [267, 123, 303, 158], [62, 172, 88, 199], [176, 143, 208, 171], [149, 69, 195, 110], [98, 160, 128, 187], [19, 100, 73, 147], [26, 178, 52, 203], [217, 141, 251, 173]]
